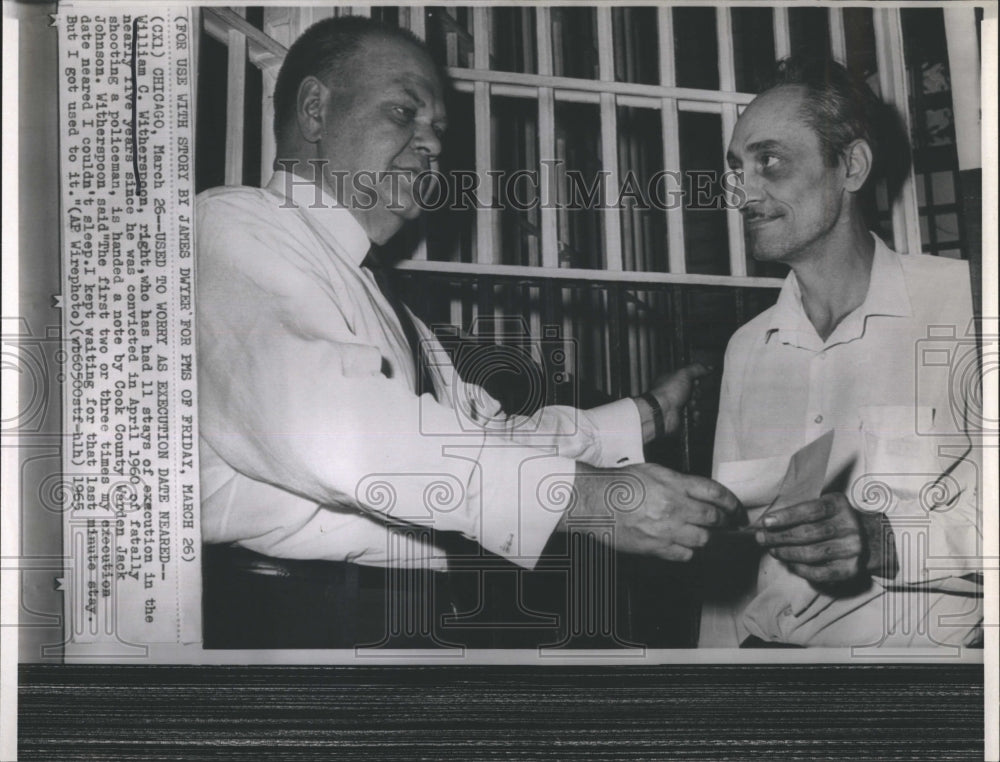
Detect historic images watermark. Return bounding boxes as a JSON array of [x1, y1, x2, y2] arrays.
[[274, 158, 748, 213]]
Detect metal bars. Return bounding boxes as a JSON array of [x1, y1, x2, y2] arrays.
[[204, 5, 934, 278], [658, 8, 687, 276], [223, 9, 246, 186], [472, 8, 496, 266], [716, 7, 746, 278], [596, 7, 623, 273], [873, 7, 923, 256]]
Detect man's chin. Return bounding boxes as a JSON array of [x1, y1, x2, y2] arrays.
[[356, 205, 411, 245], [747, 234, 787, 263]]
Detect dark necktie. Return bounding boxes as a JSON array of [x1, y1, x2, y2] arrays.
[[363, 249, 480, 566], [362, 247, 437, 399]]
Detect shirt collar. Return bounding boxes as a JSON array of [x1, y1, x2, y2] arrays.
[[266, 170, 372, 266], [766, 234, 912, 348], [859, 235, 912, 320]]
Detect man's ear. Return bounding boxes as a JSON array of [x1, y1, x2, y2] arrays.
[[296, 76, 328, 144], [843, 138, 873, 193]]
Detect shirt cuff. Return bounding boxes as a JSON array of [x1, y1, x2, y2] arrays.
[[584, 397, 645, 468], [466, 444, 575, 568]]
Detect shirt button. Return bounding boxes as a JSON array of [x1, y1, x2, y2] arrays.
[[814, 414, 824, 424]]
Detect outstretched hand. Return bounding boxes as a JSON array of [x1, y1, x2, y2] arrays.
[[643, 362, 712, 437], [564, 462, 743, 562]]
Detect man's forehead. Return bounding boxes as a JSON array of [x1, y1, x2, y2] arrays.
[[354, 36, 441, 86], [731, 86, 816, 151], [390, 70, 445, 101]]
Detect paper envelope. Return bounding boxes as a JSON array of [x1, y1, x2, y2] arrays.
[[717, 430, 835, 533], [714, 430, 836, 618]]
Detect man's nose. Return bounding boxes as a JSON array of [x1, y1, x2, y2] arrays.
[[737, 170, 764, 209], [411, 121, 442, 164]]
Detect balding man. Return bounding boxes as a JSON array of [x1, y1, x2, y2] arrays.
[[702, 57, 981, 649]]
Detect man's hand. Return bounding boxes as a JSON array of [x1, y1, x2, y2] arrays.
[[636, 363, 711, 441], [755, 492, 898, 586], [562, 462, 743, 562]]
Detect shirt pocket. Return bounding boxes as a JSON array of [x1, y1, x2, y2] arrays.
[[856, 405, 945, 513]]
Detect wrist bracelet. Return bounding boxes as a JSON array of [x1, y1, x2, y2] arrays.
[[639, 392, 666, 440]]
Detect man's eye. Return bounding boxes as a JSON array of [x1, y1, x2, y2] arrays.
[[391, 106, 415, 122], [761, 154, 780, 170]]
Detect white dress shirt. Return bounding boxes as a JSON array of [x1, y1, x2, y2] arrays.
[[196, 172, 644, 569], [703, 237, 982, 647]]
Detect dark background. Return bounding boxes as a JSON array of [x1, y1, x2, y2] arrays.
[[19, 664, 985, 761]]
